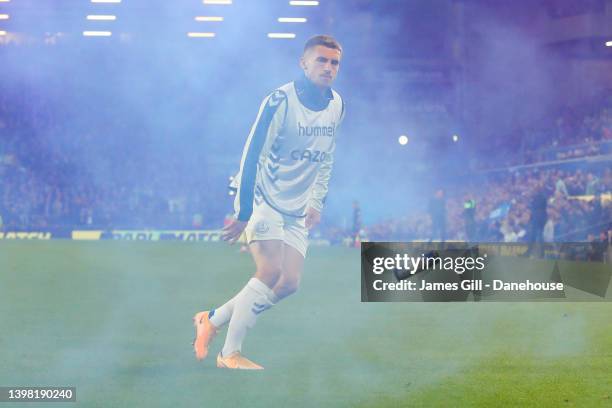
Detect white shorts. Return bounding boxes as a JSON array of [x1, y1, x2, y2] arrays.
[[244, 199, 308, 258]]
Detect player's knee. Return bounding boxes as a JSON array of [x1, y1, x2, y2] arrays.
[[278, 277, 300, 297], [285, 281, 300, 296], [256, 264, 283, 286]]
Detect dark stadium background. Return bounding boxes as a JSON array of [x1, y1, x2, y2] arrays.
[[0, 1, 611, 407], [1, 0, 609, 243]]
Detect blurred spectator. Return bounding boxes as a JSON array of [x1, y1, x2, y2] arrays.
[[428, 189, 447, 241], [463, 195, 477, 241], [585, 173, 599, 195], [555, 170, 568, 198], [351, 200, 362, 239]]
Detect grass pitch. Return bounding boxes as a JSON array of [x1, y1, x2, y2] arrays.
[[0, 241, 610, 407]]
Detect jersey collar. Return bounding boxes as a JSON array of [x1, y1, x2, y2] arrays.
[[294, 74, 334, 112]]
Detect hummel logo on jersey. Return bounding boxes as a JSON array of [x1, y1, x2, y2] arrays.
[[298, 122, 335, 137], [268, 91, 285, 107]]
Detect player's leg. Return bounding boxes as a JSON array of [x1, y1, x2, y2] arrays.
[[216, 243, 303, 368], [206, 237, 282, 329], [215, 235, 304, 360], [272, 243, 304, 301], [217, 201, 285, 359], [194, 201, 282, 363], [193, 256, 255, 361], [251, 239, 285, 289], [218, 239, 303, 367], [212, 214, 284, 332], [217, 239, 283, 369], [272, 214, 308, 300], [216, 213, 306, 368], [197, 240, 282, 367]]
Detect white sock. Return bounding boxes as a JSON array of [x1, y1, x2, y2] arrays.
[[221, 278, 276, 356], [208, 284, 251, 328]]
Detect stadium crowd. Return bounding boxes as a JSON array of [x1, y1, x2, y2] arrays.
[[525, 92, 612, 163], [1, 83, 611, 245], [480, 90, 612, 169], [0, 84, 228, 231], [361, 167, 612, 243], [354, 90, 612, 244]]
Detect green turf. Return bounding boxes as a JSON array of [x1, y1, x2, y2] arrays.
[[0, 241, 611, 407]]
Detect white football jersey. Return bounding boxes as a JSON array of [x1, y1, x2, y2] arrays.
[[232, 77, 345, 221]]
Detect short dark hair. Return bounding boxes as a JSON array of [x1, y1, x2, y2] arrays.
[[303, 34, 342, 54]]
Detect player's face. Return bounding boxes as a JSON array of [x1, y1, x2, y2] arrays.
[[300, 45, 341, 89]]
